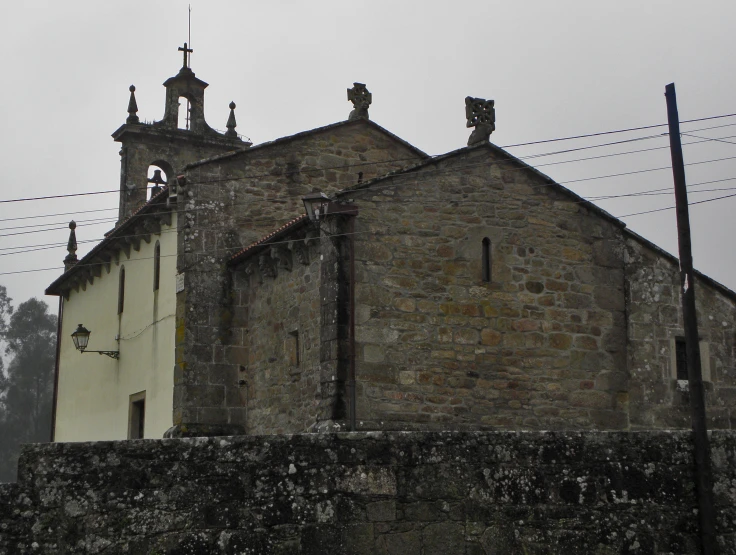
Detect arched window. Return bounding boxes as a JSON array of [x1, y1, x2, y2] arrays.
[[153, 241, 161, 291], [118, 266, 126, 314], [481, 238, 491, 283], [178, 96, 191, 130]]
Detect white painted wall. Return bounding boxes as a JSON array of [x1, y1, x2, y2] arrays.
[[53, 214, 177, 441]]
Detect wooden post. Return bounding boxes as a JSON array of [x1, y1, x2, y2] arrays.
[[665, 82, 718, 554]]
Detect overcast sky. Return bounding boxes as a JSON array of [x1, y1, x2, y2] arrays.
[[1, 1, 736, 308]]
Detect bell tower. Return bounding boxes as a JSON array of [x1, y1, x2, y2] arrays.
[[112, 43, 251, 223]]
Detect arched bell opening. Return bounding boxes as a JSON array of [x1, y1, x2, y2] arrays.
[[146, 160, 173, 199], [177, 96, 192, 130]]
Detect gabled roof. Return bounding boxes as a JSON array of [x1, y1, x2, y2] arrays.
[[228, 214, 310, 266], [185, 118, 429, 170], [337, 141, 626, 229], [229, 140, 736, 302], [45, 187, 172, 296]]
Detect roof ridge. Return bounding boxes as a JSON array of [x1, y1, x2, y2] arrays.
[[185, 118, 429, 171]]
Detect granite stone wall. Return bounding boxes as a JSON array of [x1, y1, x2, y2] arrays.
[[349, 146, 631, 431], [625, 237, 736, 429], [231, 227, 323, 434], [170, 120, 424, 436], [210, 141, 736, 436], [342, 144, 736, 432], [1, 431, 735, 554]]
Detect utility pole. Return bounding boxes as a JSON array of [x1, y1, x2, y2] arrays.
[[665, 82, 718, 555]]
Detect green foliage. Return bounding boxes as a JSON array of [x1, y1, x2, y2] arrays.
[[0, 296, 57, 483]]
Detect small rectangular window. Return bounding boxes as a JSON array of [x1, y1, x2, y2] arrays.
[[128, 391, 146, 439]]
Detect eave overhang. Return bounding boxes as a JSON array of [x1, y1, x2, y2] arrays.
[[45, 187, 173, 297]]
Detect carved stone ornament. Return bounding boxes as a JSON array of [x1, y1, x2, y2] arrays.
[[465, 96, 496, 145], [258, 253, 277, 279], [244, 262, 262, 284], [272, 246, 293, 272], [347, 83, 372, 120], [289, 240, 310, 265]]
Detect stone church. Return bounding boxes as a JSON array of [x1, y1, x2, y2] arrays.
[[46, 48, 736, 442]]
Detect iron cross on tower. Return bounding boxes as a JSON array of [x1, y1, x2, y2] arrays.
[[178, 42, 193, 69]]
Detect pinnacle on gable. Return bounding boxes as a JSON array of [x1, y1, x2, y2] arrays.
[[225, 101, 237, 137], [64, 221, 78, 271], [465, 96, 495, 146], [126, 85, 139, 124]]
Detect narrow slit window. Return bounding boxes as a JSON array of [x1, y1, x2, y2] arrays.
[[118, 266, 126, 314], [286, 330, 300, 367], [675, 338, 688, 381], [481, 237, 491, 282], [153, 241, 161, 291], [178, 96, 191, 130]]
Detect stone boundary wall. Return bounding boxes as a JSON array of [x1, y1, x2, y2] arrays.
[[1, 431, 735, 554]]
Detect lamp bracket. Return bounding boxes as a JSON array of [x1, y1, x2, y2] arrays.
[[85, 350, 120, 360]]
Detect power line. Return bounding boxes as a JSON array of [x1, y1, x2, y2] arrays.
[[0, 131, 731, 228], [3, 186, 736, 276], [498, 112, 736, 148], [2, 112, 736, 206], [1, 147, 736, 244], [617, 192, 736, 218], [682, 133, 736, 146], [3, 143, 733, 219], [0, 216, 118, 233], [588, 176, 736, 204], [0, 207, 118, 224], [0, 190, 118, 205]]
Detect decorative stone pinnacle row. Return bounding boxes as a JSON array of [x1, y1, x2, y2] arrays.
[[126, 85, 139, 124], [347, 82, 372, 120], [465, 96, 495, 146]]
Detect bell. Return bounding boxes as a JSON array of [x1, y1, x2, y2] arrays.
[[148, 170, 167, 186]]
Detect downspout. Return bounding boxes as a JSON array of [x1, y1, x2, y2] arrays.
[[49, 296, 63, 442], [348, 216, 356, 431]]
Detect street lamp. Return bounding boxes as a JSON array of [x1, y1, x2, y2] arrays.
[[71, 324, 119, 359], [302, 192, 330, 223]]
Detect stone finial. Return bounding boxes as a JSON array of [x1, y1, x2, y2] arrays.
[[465, 96, 495, 145], [225, 101, 237, 137], [148, 170, 167, 197], [64, 221, 78, 271], [347, 83, 372, 120], [126, 85, 140, 124]]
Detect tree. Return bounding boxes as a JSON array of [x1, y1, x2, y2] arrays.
[[0, 284, 11, 333], [0, 297, 56, 482], [0, 284, 13, 411]]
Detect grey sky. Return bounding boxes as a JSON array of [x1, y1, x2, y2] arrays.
[[1, 1, 735, 306]]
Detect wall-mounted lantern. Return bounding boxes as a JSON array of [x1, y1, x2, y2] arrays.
[[302, 192, 330, 223], [71, 324, 120, 360]]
